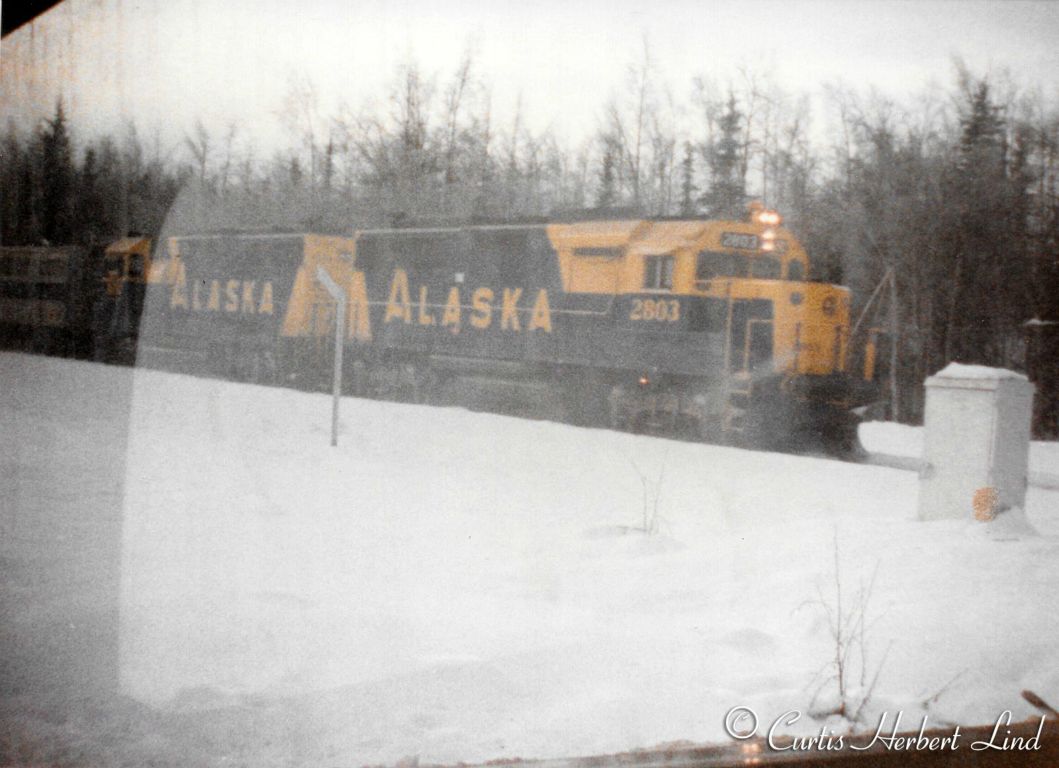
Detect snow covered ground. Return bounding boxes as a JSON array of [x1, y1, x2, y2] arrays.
[[3, 352, 1059, 766]]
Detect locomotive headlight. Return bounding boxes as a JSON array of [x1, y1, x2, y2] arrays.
[[761, 229, 776, 253], [638, 375, 650, 387]]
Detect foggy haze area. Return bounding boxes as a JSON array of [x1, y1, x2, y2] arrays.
[[3, 1, 1059, 767]]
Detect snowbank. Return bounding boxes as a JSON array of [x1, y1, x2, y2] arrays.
[[112, 363, 1059, 761], [859, 420, 925, 458]]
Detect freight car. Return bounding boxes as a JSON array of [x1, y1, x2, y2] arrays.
[[140, 206, 883, 452], [0, 244, 99, 357], [0, 238, 149, 361]]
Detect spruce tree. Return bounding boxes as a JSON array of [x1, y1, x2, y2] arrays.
[[40, 100, 75, 243], [679, 141, 697, 217], [596, 136, 617, 209], [701, 93, 745, 218], [1, 123, 24, 244]]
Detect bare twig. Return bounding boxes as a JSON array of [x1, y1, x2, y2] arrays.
[[802, 531, 887, 724], [626, 450, 668, 534]]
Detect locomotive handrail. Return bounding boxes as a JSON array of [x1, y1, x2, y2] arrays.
[[849, 266, 893, 343]]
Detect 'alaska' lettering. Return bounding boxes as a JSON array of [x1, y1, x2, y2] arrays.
[[381, 268, 552, 335], [170, 268, 275, 316]]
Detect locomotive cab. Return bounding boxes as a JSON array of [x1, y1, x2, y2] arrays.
[[94, 236, 153, 363], [102, 237, 150, 289], [547, 205, 873, 451], [685, 220, 828, 377]]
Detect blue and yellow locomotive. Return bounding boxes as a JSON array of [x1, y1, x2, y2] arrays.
[[136, 204, 882, 452]]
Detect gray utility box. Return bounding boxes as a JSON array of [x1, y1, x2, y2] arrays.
[[917, 364, 1034, 521]]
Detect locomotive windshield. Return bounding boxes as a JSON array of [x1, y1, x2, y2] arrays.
[[696, 250, 748, 280], [750, 255, 781, 279], [697, 249, 800, 282]]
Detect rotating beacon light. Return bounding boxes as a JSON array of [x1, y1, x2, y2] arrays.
[[748, 201, 782, 251]]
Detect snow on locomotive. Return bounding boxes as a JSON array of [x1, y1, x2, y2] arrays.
[[140, 205, 882, 451]]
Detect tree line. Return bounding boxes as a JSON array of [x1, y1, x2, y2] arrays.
[[1, 52, 1057, 435]]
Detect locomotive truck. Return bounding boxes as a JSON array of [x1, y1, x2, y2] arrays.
[[136, 205, 883, 452]]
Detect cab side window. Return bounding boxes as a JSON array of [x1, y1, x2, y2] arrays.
[[643, 254, 674, 290], [787, 259, 805, 282]]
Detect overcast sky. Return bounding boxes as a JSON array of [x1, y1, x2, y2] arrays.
[[2, 0, 1057, 158]]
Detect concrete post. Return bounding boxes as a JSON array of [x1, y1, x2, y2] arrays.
[[917, 363, 1035, 521]]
